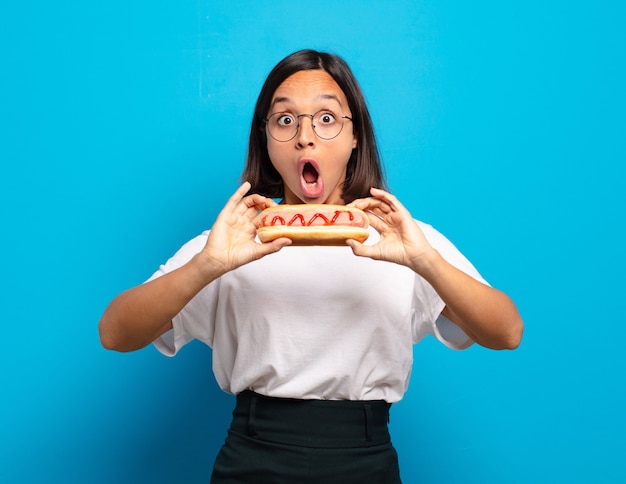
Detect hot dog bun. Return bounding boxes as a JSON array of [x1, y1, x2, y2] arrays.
[[257, 204, 369, 246]]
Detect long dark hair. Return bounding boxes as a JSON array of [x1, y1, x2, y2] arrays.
[[241, 49, 386, 203]]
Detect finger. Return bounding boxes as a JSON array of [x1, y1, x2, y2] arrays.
[[346, 239, 380, 260], [365, 212, 390, 232], [243, 193, 280, 213], [370, 188, 410, 215], [361, 203, 392, 222], [240, 195, 266, 218], [369, 187, 403, 209], [243, 197, 280, 227], [347, 197, 373, 209], [241, 193, 265, 208], [237, 194, 276, 222], [255, 237, 292, 257], [370, 187, 395, 201], [222, 182, 253, 215], [350, 198, 392, 218], [233, 181, 252, 203], [368, 206, 391, 220], [350, 196, 386, 209], [345, 238, 362, 253]]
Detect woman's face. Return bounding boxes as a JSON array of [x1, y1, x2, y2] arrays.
[[266, 69, 357, 205]]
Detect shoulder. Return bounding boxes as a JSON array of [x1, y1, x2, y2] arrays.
[[414, 219, 449, 246], [167, 230, 211, 261], [412, 219, 488, 285], [147, 230, 211, 281]]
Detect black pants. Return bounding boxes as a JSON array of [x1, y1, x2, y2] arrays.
[[210, 391, 402, 483]]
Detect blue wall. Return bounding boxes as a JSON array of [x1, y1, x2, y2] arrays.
[[2, 1, 625, 482]]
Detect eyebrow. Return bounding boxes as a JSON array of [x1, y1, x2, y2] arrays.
[[270, 94, 344, 109]]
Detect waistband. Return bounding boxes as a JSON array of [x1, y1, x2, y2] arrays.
[[229, 391, 391, 449]]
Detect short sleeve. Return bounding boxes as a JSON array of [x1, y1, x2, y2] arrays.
[[411, 220, 489, 350], [432, 314, 474, 350], [147, 231, 215, 356], [153, 316, 194, 357]]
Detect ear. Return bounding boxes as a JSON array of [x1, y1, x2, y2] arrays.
[[352, 133, 358, 149]]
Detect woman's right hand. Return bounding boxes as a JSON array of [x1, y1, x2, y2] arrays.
[[98, 182, 290, 352], [197, 181, 292, 278]]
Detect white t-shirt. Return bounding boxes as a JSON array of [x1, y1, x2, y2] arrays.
[[151, 221, 487, 403]]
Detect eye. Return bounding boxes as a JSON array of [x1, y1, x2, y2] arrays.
[[276, 114, 296, 127], [317, 111, 337, 125]]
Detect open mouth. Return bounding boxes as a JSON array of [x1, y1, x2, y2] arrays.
[[302, 162, 319, 185], [299, 160, 324, 198]]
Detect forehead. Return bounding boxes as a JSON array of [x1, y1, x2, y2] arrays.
[[270, 70, 349, 109]]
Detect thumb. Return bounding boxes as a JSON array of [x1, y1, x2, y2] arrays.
[[346, 239, 367, 257], [258, 237, 292, 257]]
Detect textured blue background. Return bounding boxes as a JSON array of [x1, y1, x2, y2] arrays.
[[1, 1, 625, 482]]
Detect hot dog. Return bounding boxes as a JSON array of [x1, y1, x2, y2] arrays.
[[257, 204, 369, 246]]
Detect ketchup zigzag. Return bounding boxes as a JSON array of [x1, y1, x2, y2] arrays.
[[262, 210, 356, 227]]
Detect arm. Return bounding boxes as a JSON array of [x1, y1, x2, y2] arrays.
[[348, 188, 523, 350], [417, 250, 522, 349], [98, 182, 291, 352]]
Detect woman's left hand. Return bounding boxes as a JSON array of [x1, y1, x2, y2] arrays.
[[347, 188, 435, 274], [350, 187, 524, 350]]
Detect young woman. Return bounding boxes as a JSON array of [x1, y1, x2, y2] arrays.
[[99, 49, 523, 483]]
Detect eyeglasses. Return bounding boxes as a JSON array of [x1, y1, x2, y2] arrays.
[[264, 110, 353, 142]]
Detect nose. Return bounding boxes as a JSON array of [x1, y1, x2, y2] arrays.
[[296, 114, 315, 147]]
